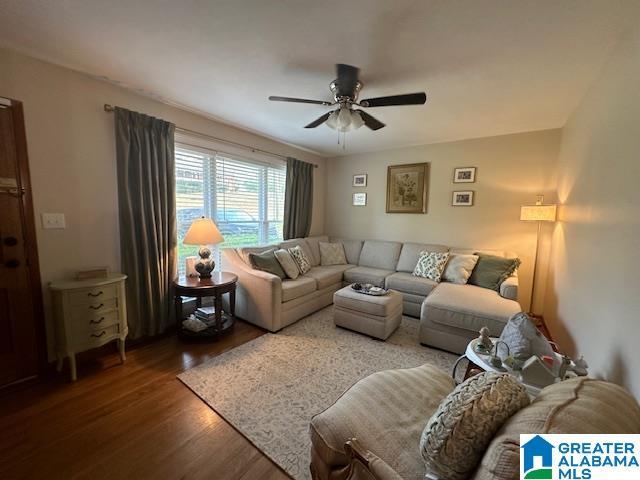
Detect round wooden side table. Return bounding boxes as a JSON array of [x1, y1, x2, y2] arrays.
[[173, 272, 238, 340]]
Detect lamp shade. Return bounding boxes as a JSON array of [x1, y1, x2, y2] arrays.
[[520, 204, 557, 222], [183, 217, 224, 245]]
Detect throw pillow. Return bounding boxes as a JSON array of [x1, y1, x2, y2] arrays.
[[288, 245, 311, 274], [419, 372, 530, 480], [319, 241, 347, 266], [273, 249, 300, 279], [413, 251, 450, 282], [248, 249, 286, 279], [468, 253, 521, 291], [442, 253, 479, 284]]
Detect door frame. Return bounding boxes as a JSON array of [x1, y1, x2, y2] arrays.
[[1, 97, 47, 380]]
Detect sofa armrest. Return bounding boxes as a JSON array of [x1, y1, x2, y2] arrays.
[[221, 248, 283, 331], [344, 439, 403, 480], [499, 275, 518, 301]]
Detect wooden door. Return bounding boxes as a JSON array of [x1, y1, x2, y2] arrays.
[[0, 98, 44, 387]]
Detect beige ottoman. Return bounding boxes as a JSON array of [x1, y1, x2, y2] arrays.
[[333, 286, 403, 340]]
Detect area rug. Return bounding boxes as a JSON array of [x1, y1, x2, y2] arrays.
[[178, 306, 457, 479]]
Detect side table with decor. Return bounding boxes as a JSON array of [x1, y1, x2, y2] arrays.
[[50, 273, 128, 381], [173, 272, 238, 340]]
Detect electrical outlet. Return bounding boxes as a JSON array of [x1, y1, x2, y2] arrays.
[[42, 213, 66, 229]]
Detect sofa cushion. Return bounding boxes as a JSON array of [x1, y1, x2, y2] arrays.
[[442, 253, 479, 284], [396, 242, 449, 273], [248, 249, 286, 279], [468, 253, 521, 291], [319, 242, 347, 266], [310, 364, 454, 480], [413, 251, 450, 282], [236, 244, 279, 265], [420, 372, 529, 480], [273, 248, 299, 279], [305, 235, 329, 266], [281, 275, 316, 302], [474, 378, 640, 480], [334, 286, 403, 317], [279, 238, 316, 266], [385, 272, 437, 297], [423, 283, 521, 334], [331, 238, 364, 265], [306, 264, 355, 290], [358, 240, 402, 270], [288, 245, 312, 274], [343, 266, 394, 288]]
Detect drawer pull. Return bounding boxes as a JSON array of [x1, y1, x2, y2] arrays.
[[89, 303, 104, 310], [87, 291, 103, 298], [91, 331, 106, 338], [89, 317, 105, 325]]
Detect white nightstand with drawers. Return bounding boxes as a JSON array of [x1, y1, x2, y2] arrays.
[[50, 273, 128, 381]]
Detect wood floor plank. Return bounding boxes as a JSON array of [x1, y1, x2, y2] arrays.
[[0, 320, 289, 480]]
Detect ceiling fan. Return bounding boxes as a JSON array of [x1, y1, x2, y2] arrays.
[[268, 64, 426, 132]]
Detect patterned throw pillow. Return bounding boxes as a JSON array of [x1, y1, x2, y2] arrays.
[[288, 245, 311, 274], [419, 372, 530, 480], [319, 242, 347, 266], [274, 249, 300, 279], [413, 251, 450, 282]]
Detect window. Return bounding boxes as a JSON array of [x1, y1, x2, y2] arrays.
[[175, 145, 286, 274]]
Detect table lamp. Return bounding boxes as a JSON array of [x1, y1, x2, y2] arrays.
[[183, 217, 224, 279], [520, 195, 557, 313]]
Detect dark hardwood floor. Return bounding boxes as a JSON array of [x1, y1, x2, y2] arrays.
[[0, 320, 290, 480]]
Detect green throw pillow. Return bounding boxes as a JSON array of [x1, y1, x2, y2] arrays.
[[468, 253, 521, 291], [248, 250, 286, 279]]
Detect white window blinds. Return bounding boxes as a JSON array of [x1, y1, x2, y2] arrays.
[[175, 145, 286, 275]]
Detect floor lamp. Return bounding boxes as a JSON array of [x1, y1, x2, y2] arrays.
[[520, 195, 557, 314]]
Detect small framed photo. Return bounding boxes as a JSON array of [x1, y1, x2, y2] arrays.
[[453, 167, 476, 183], [353, 174, 367, 187], [352, 192, 367, 206], [452, 191, 474, 206]]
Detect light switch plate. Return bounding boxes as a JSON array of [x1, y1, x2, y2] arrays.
[[42, 213, 66, 229]]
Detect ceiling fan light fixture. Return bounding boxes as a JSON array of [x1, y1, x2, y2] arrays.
[[325, 107, 365, 132]]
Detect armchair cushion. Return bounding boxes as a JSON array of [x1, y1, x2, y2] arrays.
[[310, 364, 454, 480]]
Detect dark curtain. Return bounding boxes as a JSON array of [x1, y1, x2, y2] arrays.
[[283, 157, 314, 240], [115, 107, 176, 338]]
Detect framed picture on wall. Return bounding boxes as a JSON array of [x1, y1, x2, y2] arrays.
[[452, 190, 474, 206], [352, 174, 367, 187], [352, 192, 367, 206], [386, 163, 429, 213], [453, 167, 476, 183]]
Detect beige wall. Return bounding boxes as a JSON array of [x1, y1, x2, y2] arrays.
[[543, 26, 640, 398], [0, 48, 325, 358], [325, 130, 561, 310]]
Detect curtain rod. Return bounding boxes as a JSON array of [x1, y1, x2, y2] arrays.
[[103, 104, 317, 168]]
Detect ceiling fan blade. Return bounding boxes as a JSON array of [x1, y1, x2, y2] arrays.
[[304, 111, 333, 128], [335, 64, 360, 97], [356, 110, 385, 130], [269, 96, 332, 106], [360, 92, 426, 107]]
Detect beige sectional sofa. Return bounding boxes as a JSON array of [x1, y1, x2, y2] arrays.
[[221, 235, 521, 353]]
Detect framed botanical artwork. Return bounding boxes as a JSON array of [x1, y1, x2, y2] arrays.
[[352, 174, 367, 187], [352, 192, 367, 206], [386, 163, 429, 213], [452, 190, 474, 206], [453, 167, 476, 183]]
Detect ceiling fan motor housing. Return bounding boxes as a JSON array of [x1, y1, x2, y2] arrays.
[[330, 79, 363, 103]]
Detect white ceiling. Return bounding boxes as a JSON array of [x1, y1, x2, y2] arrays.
[[0, 0, 638, 156]]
